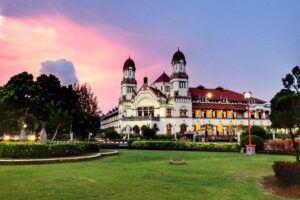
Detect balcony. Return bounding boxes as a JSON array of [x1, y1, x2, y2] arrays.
[[122, 116, 160, 121]]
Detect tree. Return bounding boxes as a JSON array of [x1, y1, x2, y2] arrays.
[[0, 72, 79, 141], [103, 127, 120, 140], [282, 66, 300, 93], [271, 66, 300, 162], [141, 126, 157, 139], [0, 72, 36, 133], [242, 125, 267, 140], [73, 83, 101, 139]]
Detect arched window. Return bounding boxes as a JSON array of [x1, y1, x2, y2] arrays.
[[166, 124, 172, 135]]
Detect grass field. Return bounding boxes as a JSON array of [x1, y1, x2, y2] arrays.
[[0, 150, 295, 200]]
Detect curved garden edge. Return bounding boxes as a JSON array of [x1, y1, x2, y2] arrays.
[[0, 150, 118, 165]]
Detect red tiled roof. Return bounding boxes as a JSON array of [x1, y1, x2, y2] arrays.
[[193, 103, 247, 111], [189, 87, 265, 103], [149, 86, 166, 98], [154, 72, 170, 83]]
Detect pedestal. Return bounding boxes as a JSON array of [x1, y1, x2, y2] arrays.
[[245, 144, 256, 155]]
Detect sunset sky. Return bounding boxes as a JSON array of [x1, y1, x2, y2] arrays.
[[0, 0, 299, 113]]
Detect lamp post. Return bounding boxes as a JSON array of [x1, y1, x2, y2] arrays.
[[205, 92, 213, 141], [243, 91, 256, 155]]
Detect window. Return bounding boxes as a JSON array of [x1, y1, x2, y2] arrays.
[[138, 107, 143, 116], [179, 81, 186, 88], [179, 109, 187, 117], [166, 108, 172, 117], [149, 107, 154, 116], [143, 107, 149, 117], [127, 86, 134, 93], [165, 86, 170, 92]]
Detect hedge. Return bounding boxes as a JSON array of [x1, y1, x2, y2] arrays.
[[131, 141, 240, 152], [273, 161, 300, 185], [99, 143, 119, 149], [0, 142, 100, 158], [240, 135, 264, 150]]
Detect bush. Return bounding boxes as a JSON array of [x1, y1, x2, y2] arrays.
[[273, 161, 300, 185], [0, 142, 100, 158], [99, 143, 119, 149], [131, 141, 240, 152], [240, 135, 264, 150], [104, 128, 120, 140], [155, 134, 175, 140], [141, 126, 156, 139], [242, 126, 268, 140]]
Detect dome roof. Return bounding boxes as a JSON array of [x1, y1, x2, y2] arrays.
[[172, 49, 186, 64], [123, 57, 136, 71]]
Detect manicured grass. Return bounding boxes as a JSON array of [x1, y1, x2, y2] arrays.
[[0, 150, 294, 200]]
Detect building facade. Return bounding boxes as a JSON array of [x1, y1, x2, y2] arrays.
[[101, 49, 271, 138]]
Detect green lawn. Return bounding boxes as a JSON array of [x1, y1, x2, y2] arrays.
[[0, 150, 295, 200]]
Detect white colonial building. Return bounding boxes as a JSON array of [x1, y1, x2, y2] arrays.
[[101, 49, 271, 139]]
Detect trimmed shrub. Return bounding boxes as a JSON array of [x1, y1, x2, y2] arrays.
[[273, 161, 300, 185], [0, 142, 100, 158], [241, 135, 264, 150], [155, 134, 175, 140], [104, 128, 120, 140], [99, 143, 119, 149], [242, 126, 268, 140], [131, 141, 240, 152]]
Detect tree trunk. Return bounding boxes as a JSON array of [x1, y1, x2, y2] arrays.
[[289, 128, 300, 162], [51, 123, 62, 141]]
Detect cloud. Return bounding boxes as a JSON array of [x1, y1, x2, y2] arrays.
[[40, 59, 79, 86]]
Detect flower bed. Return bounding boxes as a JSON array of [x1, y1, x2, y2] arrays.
[[0, 142, 100, 158], [273, 161, 300, 185], [131, 140, 240, 152], [266, 139, 300, 152]]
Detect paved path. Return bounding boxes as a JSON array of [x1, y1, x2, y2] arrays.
[[0, 150, 118, 165]]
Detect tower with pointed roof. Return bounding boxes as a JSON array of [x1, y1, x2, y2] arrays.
[[170, 49, 189, 97], [121, 57, 137, 100]]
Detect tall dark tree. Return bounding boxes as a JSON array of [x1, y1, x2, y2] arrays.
[[73, 83, 101, 138], [282, 66, 300, 93], [0, 72, 79, 140], [271, 66, 300, 161], [0, 72, 36, 133]]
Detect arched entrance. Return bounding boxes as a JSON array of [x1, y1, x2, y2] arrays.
[[180, 124, 187, 133], [133, 125, 140, 135]]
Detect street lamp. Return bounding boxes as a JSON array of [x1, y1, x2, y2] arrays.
[[243, 91, 256, 155], [206, 92, 212, 100]]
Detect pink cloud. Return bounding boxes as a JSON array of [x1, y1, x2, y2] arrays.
[[0, 14, 166, 112]]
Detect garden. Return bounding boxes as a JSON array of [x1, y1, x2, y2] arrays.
[[0, 149, 298, 200]]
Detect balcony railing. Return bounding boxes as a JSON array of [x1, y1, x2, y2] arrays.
[[122, 116, 160, 121]]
